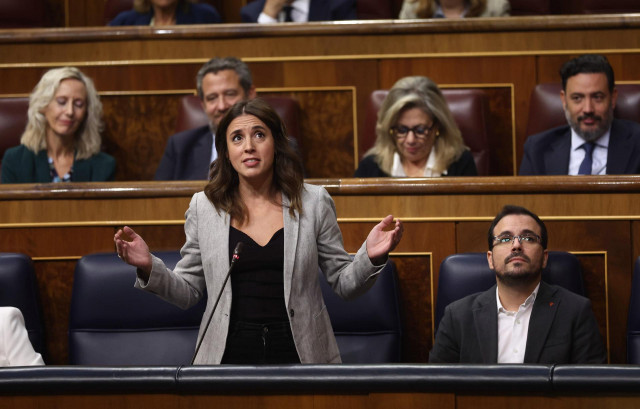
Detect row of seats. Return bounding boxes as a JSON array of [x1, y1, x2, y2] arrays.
[[3, 0, 640, 28], [8, 84, 640, 179], [4, 250, 640, 364]]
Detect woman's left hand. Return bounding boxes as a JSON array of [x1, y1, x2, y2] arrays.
[[365, 215, 403, 265]]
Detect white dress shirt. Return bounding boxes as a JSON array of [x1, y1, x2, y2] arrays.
[[390, 150, 446, 177], [496, 283, 539, 364], [568, 128, 610, 175], [257, 0, 311, 23], [210, 132, 218, 164], [0, 307, 44, 366]]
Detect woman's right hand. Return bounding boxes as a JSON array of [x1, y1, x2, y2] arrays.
[[114, 226, 152, 279]]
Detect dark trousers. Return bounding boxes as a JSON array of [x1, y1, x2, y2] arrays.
[[221, 320, 300, 364]]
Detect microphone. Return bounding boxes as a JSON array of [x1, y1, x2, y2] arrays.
[[190, 241, 244, 365]]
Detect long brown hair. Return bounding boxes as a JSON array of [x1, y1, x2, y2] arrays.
[[204, 98, 304, 224]]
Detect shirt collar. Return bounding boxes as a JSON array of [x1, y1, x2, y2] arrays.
[[570, 126, 611, 152], [390, 149, 445, 177], [496, 282, 540, 314]]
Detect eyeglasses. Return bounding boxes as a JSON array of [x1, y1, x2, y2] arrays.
[[390, 124, 435, 140], [492, 234, 541, 246]]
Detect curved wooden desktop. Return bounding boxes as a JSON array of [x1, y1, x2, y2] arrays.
[[1, 176, 639, 364]]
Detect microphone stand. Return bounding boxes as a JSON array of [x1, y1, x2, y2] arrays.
[[190, 241, 244, 365]]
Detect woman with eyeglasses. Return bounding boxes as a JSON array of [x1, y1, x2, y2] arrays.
[[354, 76, 477, 177]]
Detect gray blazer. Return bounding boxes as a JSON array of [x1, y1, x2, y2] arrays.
[[429, 281, 606, 364], [136, 183, 383, 364]]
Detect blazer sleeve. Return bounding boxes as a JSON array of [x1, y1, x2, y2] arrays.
[[571, 299, 607, 364], [429, 304, 461, 363], [314, 186, 383, 300], [0, 148, 19, 183], [135, 193, 206, 309], [519, 137, 537, 175], [0, 307, 44, 366], [447, 149, 478, 176], [155, 135, 178, 180]]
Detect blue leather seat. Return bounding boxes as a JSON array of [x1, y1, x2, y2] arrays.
[[435, 251, 585, 334], [0, 253, 44, 356], [627, 257, 640, 364], [319, 260, 402, 363], [69, 251, 206, 365]]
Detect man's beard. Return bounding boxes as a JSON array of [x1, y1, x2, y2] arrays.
[[494, 252, 542, 288], [565, 106, 613, 143]]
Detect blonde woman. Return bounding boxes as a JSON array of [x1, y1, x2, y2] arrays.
[[1, 67, 115, 184], [399, 0, 510, 19], [109, 0, 221, 26], [355, 76, 476, 177]]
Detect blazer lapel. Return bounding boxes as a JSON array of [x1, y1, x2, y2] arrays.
[[524, 282, 559, 363], [281, 193, 299, 305], [606, 119, 633, 174], [35, 151, 51, 182], [472, 287, 499, 363], [545, 130, 571, 174]]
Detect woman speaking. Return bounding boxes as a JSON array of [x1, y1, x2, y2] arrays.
[[115, 98, 403, 364]]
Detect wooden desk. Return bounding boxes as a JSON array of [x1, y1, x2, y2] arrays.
[[1, 176, 639, 364]]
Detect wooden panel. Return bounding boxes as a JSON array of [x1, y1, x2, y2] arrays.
[[102, 94, 183, 181]]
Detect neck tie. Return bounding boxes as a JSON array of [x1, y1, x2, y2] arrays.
[[578, 142, 595, 175], [282, 5, 294, 22]]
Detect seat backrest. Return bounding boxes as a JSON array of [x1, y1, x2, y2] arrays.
[[627, 257, 640, 364], [0, 253, 44, 356], [362, 88, 490, 175], [575, 0, 640, 14], [69, 251, 207, 365], [0, 0, 48, 28], [175, 94, 303, 152], [0, 97, 29, 177], [104, 0, 134, 24], [318, 260, 402, 363], [525, 83, 640, 137], [434, 251, 585, 333]]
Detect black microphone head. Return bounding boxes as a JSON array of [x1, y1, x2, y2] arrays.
[[233, 241, 244, 256]]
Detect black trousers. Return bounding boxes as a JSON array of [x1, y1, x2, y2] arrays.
[[220, 320, 300, 364]]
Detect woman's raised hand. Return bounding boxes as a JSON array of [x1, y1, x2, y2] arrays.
[[365, 215, 404, 265], [114, 226, 153, 278]]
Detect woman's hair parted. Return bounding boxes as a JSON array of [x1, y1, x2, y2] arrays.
[[20, 66, 103, 160], [204, 98, 304, 224], [365, 76, 467, 174]]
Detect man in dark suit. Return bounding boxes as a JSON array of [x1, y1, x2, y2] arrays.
[[429, 205, 606, 364], [241, 0, 356, 23], [520, 54, 640, 175], [155, 57, 256, 180]]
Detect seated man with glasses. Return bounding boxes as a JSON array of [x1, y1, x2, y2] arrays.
[[354, 76, 477, 177], [430, 205, 606, 364]]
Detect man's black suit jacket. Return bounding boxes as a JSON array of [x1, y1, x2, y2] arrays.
[[240, 0, 356, 22], [155, 125, 212, 180], [429, 281, 606, 364], [519, 118, 640, 175]]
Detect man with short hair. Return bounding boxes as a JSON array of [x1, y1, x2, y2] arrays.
[[520, 54, 640, 175], [155, 57, 256, 180], [429, 205, 606, 364]]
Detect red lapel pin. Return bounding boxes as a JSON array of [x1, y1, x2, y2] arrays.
[[549, 302, 554, 307]]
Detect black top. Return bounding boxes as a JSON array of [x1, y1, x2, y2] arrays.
[[353, 149, 478, 177], [228, 226, 289, 323]]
